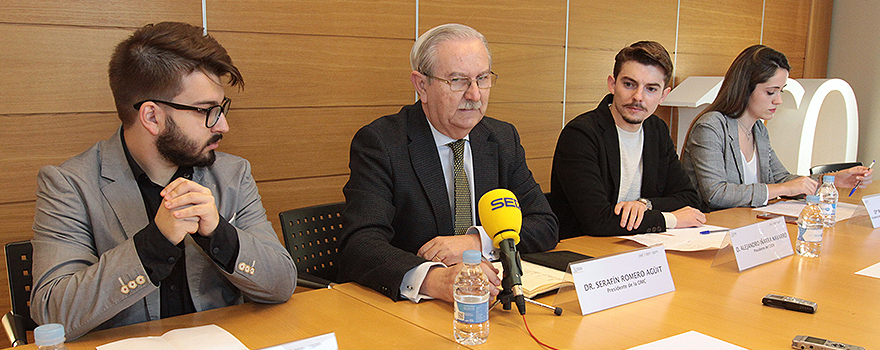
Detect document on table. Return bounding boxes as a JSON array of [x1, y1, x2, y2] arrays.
[[97, 324, 247, 350], [258, 332, 338, 350], [754, 200, 859, 222], [492, 260, 570, 298], [627, 331, 747, 349], [855, 261, 880, 279], [615, 225, 730, 251]]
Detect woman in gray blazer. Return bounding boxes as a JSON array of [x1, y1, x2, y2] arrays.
[[681, 45, 872, 210]]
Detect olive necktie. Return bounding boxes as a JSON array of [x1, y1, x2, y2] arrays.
[[447, 139, 472, 235]]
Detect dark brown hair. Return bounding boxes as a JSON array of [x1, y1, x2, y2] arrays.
[[108, 22, 243, 126], [702, 45, 790, 119], [613, 41, 673, 88]]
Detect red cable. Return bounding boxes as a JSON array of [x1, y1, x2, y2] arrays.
[[521, 314, 561, 350]]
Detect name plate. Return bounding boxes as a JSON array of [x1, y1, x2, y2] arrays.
[[569, 245, 674, 315], [728, 216, 792, 271], [861, 193, 880, 229]]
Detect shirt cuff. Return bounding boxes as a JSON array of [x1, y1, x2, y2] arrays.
[[466, 226, 498, 261], [134, 221, 184, 285], [762, 184, 770, 206], [662, 212, 678, 229], [400, 261, 445, 302], [190, 215, 240, 273]]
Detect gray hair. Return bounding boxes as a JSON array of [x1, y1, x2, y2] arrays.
[[410, 23, 491, 76]]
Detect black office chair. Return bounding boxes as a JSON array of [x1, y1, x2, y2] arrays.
[[809, 162, 862, 175], [3, 241, 37, 346], [279, 202, 346, 289]]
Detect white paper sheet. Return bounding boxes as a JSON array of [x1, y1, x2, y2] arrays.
[[97, 325, 247, 350], [615, 225, 730, 251], [627, 331, 748, 349], [855, 261, 880, 279], [754, 200, 859, 222], [259, 332, 338, 350]]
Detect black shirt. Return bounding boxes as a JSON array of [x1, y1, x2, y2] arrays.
[[122, 133, 240, 318]]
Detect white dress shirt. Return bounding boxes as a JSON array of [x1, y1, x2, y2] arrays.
[[399, 117, 496, 302]]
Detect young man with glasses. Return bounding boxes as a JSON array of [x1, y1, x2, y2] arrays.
[[549, 41, 705, 239], [338, 23, 558, 302], [30, 22, 296, 340]]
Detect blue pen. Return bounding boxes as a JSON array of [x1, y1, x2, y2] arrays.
[[848, 160, 875, 197], [699, 229, 728, 235]]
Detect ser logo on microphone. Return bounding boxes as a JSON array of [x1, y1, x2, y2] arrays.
[[490, 197, 520, 211]]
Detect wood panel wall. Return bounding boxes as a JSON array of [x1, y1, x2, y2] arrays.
[[0, 0, 830, 345]]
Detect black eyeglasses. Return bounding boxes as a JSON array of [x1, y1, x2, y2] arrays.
[[133, 97, 231, 128]]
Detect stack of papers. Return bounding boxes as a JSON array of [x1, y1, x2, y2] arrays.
[[616, 225, 730, 251], [754, 200, 860, 222]]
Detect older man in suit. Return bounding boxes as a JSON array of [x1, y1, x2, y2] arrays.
[[30, 22, 296, 340], [339, 23, 558, 302]]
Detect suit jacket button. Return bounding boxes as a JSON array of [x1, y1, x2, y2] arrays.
[[128, 281, 137, 289], [121, 286, 129, 294], [135, 275, 146, 285]]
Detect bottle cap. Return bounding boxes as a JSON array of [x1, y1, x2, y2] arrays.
[[823, 175, 835, 183], [462, 250, 481, 264], [34, 323, 66, 346], [805, 195, 820, 203]]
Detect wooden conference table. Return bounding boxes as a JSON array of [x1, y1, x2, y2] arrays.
[[11, 188, 880, 349], [334, 208, 880, 349]]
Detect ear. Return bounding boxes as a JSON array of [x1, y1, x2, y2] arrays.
[[607, 75, 616, 94], [411, 70, 428, 102], [658, 86, 672, 104], [137, 102, 162, 136]]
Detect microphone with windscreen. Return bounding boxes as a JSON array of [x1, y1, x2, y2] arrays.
[[478, 188, 526, 315]]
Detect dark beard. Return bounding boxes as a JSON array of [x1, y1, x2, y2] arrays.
[[621, 114, 644, 125], [620, 102, 647, 125], [156, 116, 221, 167]]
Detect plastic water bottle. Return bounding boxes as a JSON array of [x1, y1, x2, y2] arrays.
[[34, 323, 70, 350], [453, 250, 490, 345], [796, 195, 824, 257], [816, 175, 838, 227]]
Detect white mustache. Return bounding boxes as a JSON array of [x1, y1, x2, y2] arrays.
[[458, 100, 482, 110]]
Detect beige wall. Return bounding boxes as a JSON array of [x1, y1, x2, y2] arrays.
[[0, 0, 828, 345], [828, 0, 880, 169]]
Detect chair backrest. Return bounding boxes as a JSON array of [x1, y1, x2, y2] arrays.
[[5, 241, 37, 331], [809, 162, 862, 175], [278, 202, 346, 283]]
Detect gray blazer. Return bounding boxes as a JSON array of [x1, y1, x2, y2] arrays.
[[681, 111, 803, 210], [31, 128, 296, 340]]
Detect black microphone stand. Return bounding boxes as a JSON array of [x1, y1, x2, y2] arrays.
[[492, 278, 563, 316], [492, 248, 563, 316]]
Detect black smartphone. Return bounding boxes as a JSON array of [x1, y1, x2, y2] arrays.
[[756, 212, 797, 224]]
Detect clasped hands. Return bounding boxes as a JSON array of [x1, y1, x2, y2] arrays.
[[154, 178, 220, 245], [417, 234, 502, 302], [614, 200, 705, 231]]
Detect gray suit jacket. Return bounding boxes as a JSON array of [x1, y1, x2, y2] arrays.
[[681, 111, 806, 210], [31, 128, 296, 340]]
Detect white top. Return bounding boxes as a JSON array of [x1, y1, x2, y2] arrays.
[[616, 124, 677, 229], [741, 148, 759, 185], [740, 147, 768, 205], [616, 125, 644, 203]]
